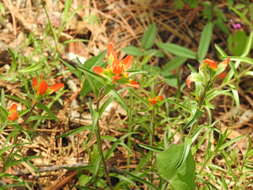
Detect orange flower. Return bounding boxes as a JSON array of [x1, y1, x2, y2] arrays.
[[148, 96, 164, 105], [8, 104, 19, 121], [203, 59, 218, 70], [217, 71, 227, 79], [93, 66, 104, 74], [107, 43, 117, 61], [122, 55, 133, 70], [32, 77, 64, 95], [93, 44, 138, 87], [49, 83, 65, 92]]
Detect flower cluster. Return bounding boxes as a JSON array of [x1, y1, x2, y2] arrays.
[[186, 58, 230, 88], [32, 77, 64, 95], [148, 96, 164, 105], [92, 44, 139, 88]]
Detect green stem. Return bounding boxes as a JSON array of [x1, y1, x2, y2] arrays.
[[95, 120, 113, 190], [148, 107, 155, 187], [95, 93, 113, 190]]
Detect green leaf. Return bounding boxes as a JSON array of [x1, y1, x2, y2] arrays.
[[36, 103, 58, 120], [162, 74, 178, 87], [242, 31, 253, 57], [156, 144, 196, 190], [81, 52, 105, 69], [214, 44, 227, 58], [230, 56, 253, 64], [162, 56, 187, 72], [27, 115, 57, 122], [122, 46, 144, 56], [59, 125, 92, 138], [141, 23, 157, 49], [143, 49, 164, 57], [19, 62, 43, 73], [108, 90, 128, 113], [198, 22, 213, 61], [0, 105, 8, 123], [228, 30, 248, 56], [231, 88, 240, 107], [79, 175, 92, 186], [157, 42, 196, 59]]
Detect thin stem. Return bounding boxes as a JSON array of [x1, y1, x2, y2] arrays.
[[95, 95, 113, 190], [94, 120, 113, 190], [148, 107, 155, 188]]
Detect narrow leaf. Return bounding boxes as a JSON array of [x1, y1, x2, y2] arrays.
[[141, 23, 157, 49], [197, 22, 213, 61], [157, 42, 196, 59]]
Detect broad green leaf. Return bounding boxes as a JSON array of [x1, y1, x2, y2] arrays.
[[79, 175, 92, 186], [141, 23, 157, 49], [157, 42, 196, 59], [162, 56, 187, 72], [143, 49, 164, 57], [162, 74, 177, 87], [122, 46, 144, 56], [228, 30, 248, 56], [82, 52, 105, 69], [156, 144, 196, 190], [198, 22, 213, 61]]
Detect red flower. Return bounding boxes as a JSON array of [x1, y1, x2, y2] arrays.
[[218, 71, 227, 79], [93, 66, 104, 74], [49, 83, 65, 92], [148, 96, 164, 105], [8, 104, 19, 121], [203, 59, 218, 70], [32, 77, 64, 95], [122, 55, 133, 70], [93, 44, 138, 87]]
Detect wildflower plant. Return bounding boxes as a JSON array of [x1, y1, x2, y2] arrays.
[[1, 1, 253, 188]]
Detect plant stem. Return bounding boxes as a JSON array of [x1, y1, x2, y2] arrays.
[[95, 94, 113, 190], [148, 107, 155, 188], [94, 119, 113, 190]]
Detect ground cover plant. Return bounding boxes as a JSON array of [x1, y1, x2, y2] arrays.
[[0, 0, 253, 189]]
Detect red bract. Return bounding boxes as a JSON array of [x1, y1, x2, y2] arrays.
[[203, 58, 230, 71], [49, 83, 65, 92], [203, 59, 218, 70], [93, 66, 104, 74], [32, 77, 64, 95], [148, 96, 164, 105], [8, 104, 19, 121]]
